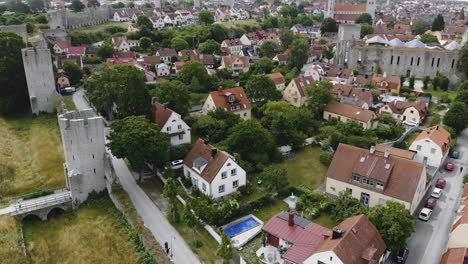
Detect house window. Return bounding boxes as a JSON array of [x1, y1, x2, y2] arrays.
[[221, 171, 227, 179], [376, 182, 384, 190], [231, 169, 237, 176], [430, 148, 436, 154], [417, 145, 422, 151], [233, 180, 239, 188], [179, 134, 184, 140], [167, 126, 171, 132], [178, 124, 182, 129], [378, 198, 386, 205], [397, 56, 400, 65], [219, 184, 225, 193], [390, 56, 393, 64], [410, 110, 414, 114], [410, 57, 413, 66], [202, 183, 206, 192], [360, 192, 370, 207], [431, 57, 435, 67], [353, 175, 360, 182], [417, 57, 420, 66], [362, 178, 374, 186], [451, 59, 455, 68], [187, 171, 191, 177]]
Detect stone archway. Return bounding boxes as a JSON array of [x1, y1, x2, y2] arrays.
[[22, 214, 43, 222], [47, 207, 65, 219]]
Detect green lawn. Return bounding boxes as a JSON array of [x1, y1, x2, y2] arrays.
[[423, 86, 458, 101], [221, 19, 260, 28], [312, 214, 335, 229], [0, 216, 28, 264], [69, 21, 128, 33], [272, 146, 328, 190], [253, 200, 289, 223], [63, 95, 77, 111]]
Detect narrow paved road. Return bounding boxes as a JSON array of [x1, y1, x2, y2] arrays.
[[73, 90, 200, 264], [406, 127, 468, 264]]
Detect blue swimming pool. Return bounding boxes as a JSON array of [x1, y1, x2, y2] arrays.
[[224, 217, 261, 237]]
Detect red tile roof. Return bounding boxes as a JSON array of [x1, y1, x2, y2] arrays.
[[334, 3, 367, 11], [385, 100, 427, 120], [334, 14, 361, 21], [208, 87, 251, 113], [291, 76, 314, 97], [67, 46, 86, 55], [325, 101, 375, 123], [414, 125, 451, 156], [267, 72, 286, 85], [154, 102, 173, 128], [55, 41, 71, 49]]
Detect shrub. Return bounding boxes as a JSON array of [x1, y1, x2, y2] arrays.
[[319, 150, 334, 166], [464, 174, 468, 184], [429, 114, 441, 126], [23, 190, 53, 200]]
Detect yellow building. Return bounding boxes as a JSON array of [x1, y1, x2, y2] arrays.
[[323, 101, 378, 129], [282, 76, 314, 107]]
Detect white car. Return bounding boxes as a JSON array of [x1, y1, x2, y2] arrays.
[[431, 188, 442, 199], [403, 120, 418, 127], [171, 160, 183, 169], [418, 208, 433, 221]]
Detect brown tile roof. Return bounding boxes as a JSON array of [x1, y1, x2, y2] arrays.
[[334, 13, 361, 21], [334, 3, 367, 11], [450, 184, 468, 232], [313, 215, 387, 264], [267, 72, 285, 85], [112, 36, 127, 48], [142, 56, 161, 65], [178, 49, 197, 57], [375, 144, 416, 160], [371, 74, 400, 91], [183, 138, 229, 183], [222, 38, 242, 46], [328, 67, 353, 79], [385, 100, 427, 119], [355, 74, 372, 86], [157, 48, 177, 57], [440, 248, 468, 264], [325, 101, 374, 123], [414, 125, 451, 156], [208, 87, 251, 113], [222, 56, 250, 68], [327, 144, 425, 203], [291, 76, 314, 97], [154, 102, 173, 128], [332, 84, 353, 97], [190, 54, 214, 65]]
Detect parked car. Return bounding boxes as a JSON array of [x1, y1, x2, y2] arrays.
[[435, 178, 446, 189], [445, 162, 454, 171], [419, 208, 433, 221], [393, 248, 409, 264], [431, 188, 442, 199], [171, 160, 183, 169], [425, 197, 437, 209], [403, 120, 418, 127], [451, 151, 460, 159]]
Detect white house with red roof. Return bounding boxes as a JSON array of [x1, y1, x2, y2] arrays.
[[183, 139, 246, 198], [154, 102, 191, 146], [54, 41, 71, 54], [67, 46, 86, 56], [113, 10, 130, 22], [221, 39, 243, 55], [409, 125, 452, 168], [112, 36, 131, 52], [202, 87, 252, 120]]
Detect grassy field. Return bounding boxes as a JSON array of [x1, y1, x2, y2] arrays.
[[221, 19, 260, 28], [69, 21, 129, 33], [423, 86, 458, 101], [23, 195, 142, 264], [0, 216, 28, 264], [0, 114, 65, 201], [272, 146, 328, 190]]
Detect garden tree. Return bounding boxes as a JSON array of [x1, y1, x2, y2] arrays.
[[183, 205, 201, 246], [431, 14, 445, 31], [367, 200, 415, 250], [360, 23, 373, 37], [320, 18, 338, 34], [245, 75, 281, 104], [35, 14, 48, 23], [191, 115, 224, 142], [70, 0, 85, 12], [259, 166, 288, 191], [217, 233, 234, 263], [419, 33, 439, 44], [322, 45, 334, 62], [105, 26, 127, 34], [96, 39, 115, 58], [227, 119, 280, 166], [153, 80, 191, 115], [198, 10, 214, 25], [443, 102, 468, 133], [423, 75, 430, 89], [412, 19, 430, 35], [287, 35, 310, 70], [400, 75, 405, 87], [26, 23, 34, 33], [0, 32, 28, 115], [271, 113, 306, 149], [137, 15, 153, 28], [164, 178, 180, 222], [460, 80, 468, 91], [261, 7, 270, 18], [258, 41, 279, 58], [432, 74, 440, 90], [296, 14, 314, 26], [107, 116, 170, 182], [355, 13, 372, 24], [455, 90, 468, 105], [439, 74, 449, 91], [280, 28, 294, 49], [84, 64, 153, 119], [112, 2, 124, 8], [139, 36, 152, 49], [62, 61, 84, 85], [458, 42, 468, 75], [209, 24, 229, 43], [318, 38, 327, 45], [461, 7, 465, 19], [279, 5, 298, 18], [306, 80, 334, 118], [249, 57, 275, 74], [199, 39, 221, 55], [409, 75, 415, 90], [28, 0, 44, 11], [190, 76, 203, 93], [331, 190, 367, 224], [8, 0, 30, 13], [171, 37, 189, 51], [179, 61, 211, 91], [87, 0, 100, 7]]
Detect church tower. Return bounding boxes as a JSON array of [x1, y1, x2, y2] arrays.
[[326, 0, 335, 19], [366, 0, 376, 21]]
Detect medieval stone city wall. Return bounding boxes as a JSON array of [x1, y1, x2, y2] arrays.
[[0, 24, 28, 42], [50, 6, 113, 30]]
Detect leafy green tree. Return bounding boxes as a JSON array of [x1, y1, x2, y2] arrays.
[[107, 116, 170, 181], [355, 13, 372, 24], [458, 42, 468, 75], [171, 37, 189, 51], [322, 45, 334, 61], [153, 80, 190, 115], [199, 39, 221, 55], [455, 90, 468, 105], [419, 34, 439, 44], [96, 39, 115, 58], [62, 61, 84, 85], [439, 74, 449, 91], [209, 24, 229, 43], [183, 205, 201, 246], [367, 200, 415, 250], [217, 233, 234, 263], [249, 57, 275, 74], [163, 178, 178, 201], [112, 2, 124, 8], [127, 2, 134, 8], [331, 190, 367, 224], [26, 23, 34, 33], [443, 102, 468, 133], [258, 41, 279, 58], [84, 64, 152, 119], [459, 80, 468, 91], [259, 166, 288, 191], [28, 0, 44, 11], [360, 23, 373, 37], [306, 80, 334, 118], [412, 19, 430, 35], [409, 75, 415, 90], [287, 35, 310, 70], [70, 0, 85, 12], [431, 14, 445, 31], [320, 18, 338, 34], [9, 0, 30, 13], [35, 14, 48, 23], [87, 0, 100, 7], [423, 75, 430, 89], [280, 28, 294, 49], [137, 15, 153, 29], [0, 32, 29, 115], [139, 37, 152, 49], [245, 75, 281, 104], [198, 10, 214, 25], [279, 5, 297, 18], [271, 114, 306, 149], [179, 61, 211, 91]]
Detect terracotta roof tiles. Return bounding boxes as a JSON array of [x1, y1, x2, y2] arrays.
[[414, 125, 451, 156], [325, 101, 375, 123], [154, 102, 173, 128], [208, 87, 251, 112]]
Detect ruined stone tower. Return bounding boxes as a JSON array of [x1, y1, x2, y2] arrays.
[[21, 48, 56, 115], [59, 110, 107, 204], [326, 0, 335, 18]]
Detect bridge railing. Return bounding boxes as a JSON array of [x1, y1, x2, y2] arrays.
[[13, 192, 72, 215]]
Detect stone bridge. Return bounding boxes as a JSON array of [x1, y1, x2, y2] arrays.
[[11, 191, 73, 221]]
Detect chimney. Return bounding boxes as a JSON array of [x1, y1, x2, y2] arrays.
[[370, 145, 376, 154], [288, 211, 294, 226], [151, 97, 158, 104], [218, 87, 223, 93], [332, 228, 345, 240], [163, 103, 168, 109], [204, 139, 209, 145], [211, 148, 217, 159], [384, 149, 390, 158]]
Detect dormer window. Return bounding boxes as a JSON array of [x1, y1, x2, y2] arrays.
[[376, 182, 384, 190], [229, 95, 235, 102]]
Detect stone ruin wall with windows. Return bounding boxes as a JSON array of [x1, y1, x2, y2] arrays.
[[50, 6, 113, 30]]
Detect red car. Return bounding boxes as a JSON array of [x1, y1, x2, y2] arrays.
[[425, 197, 438, 209], [435, 178, 446, 189], [445, 162, 455, 171]]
